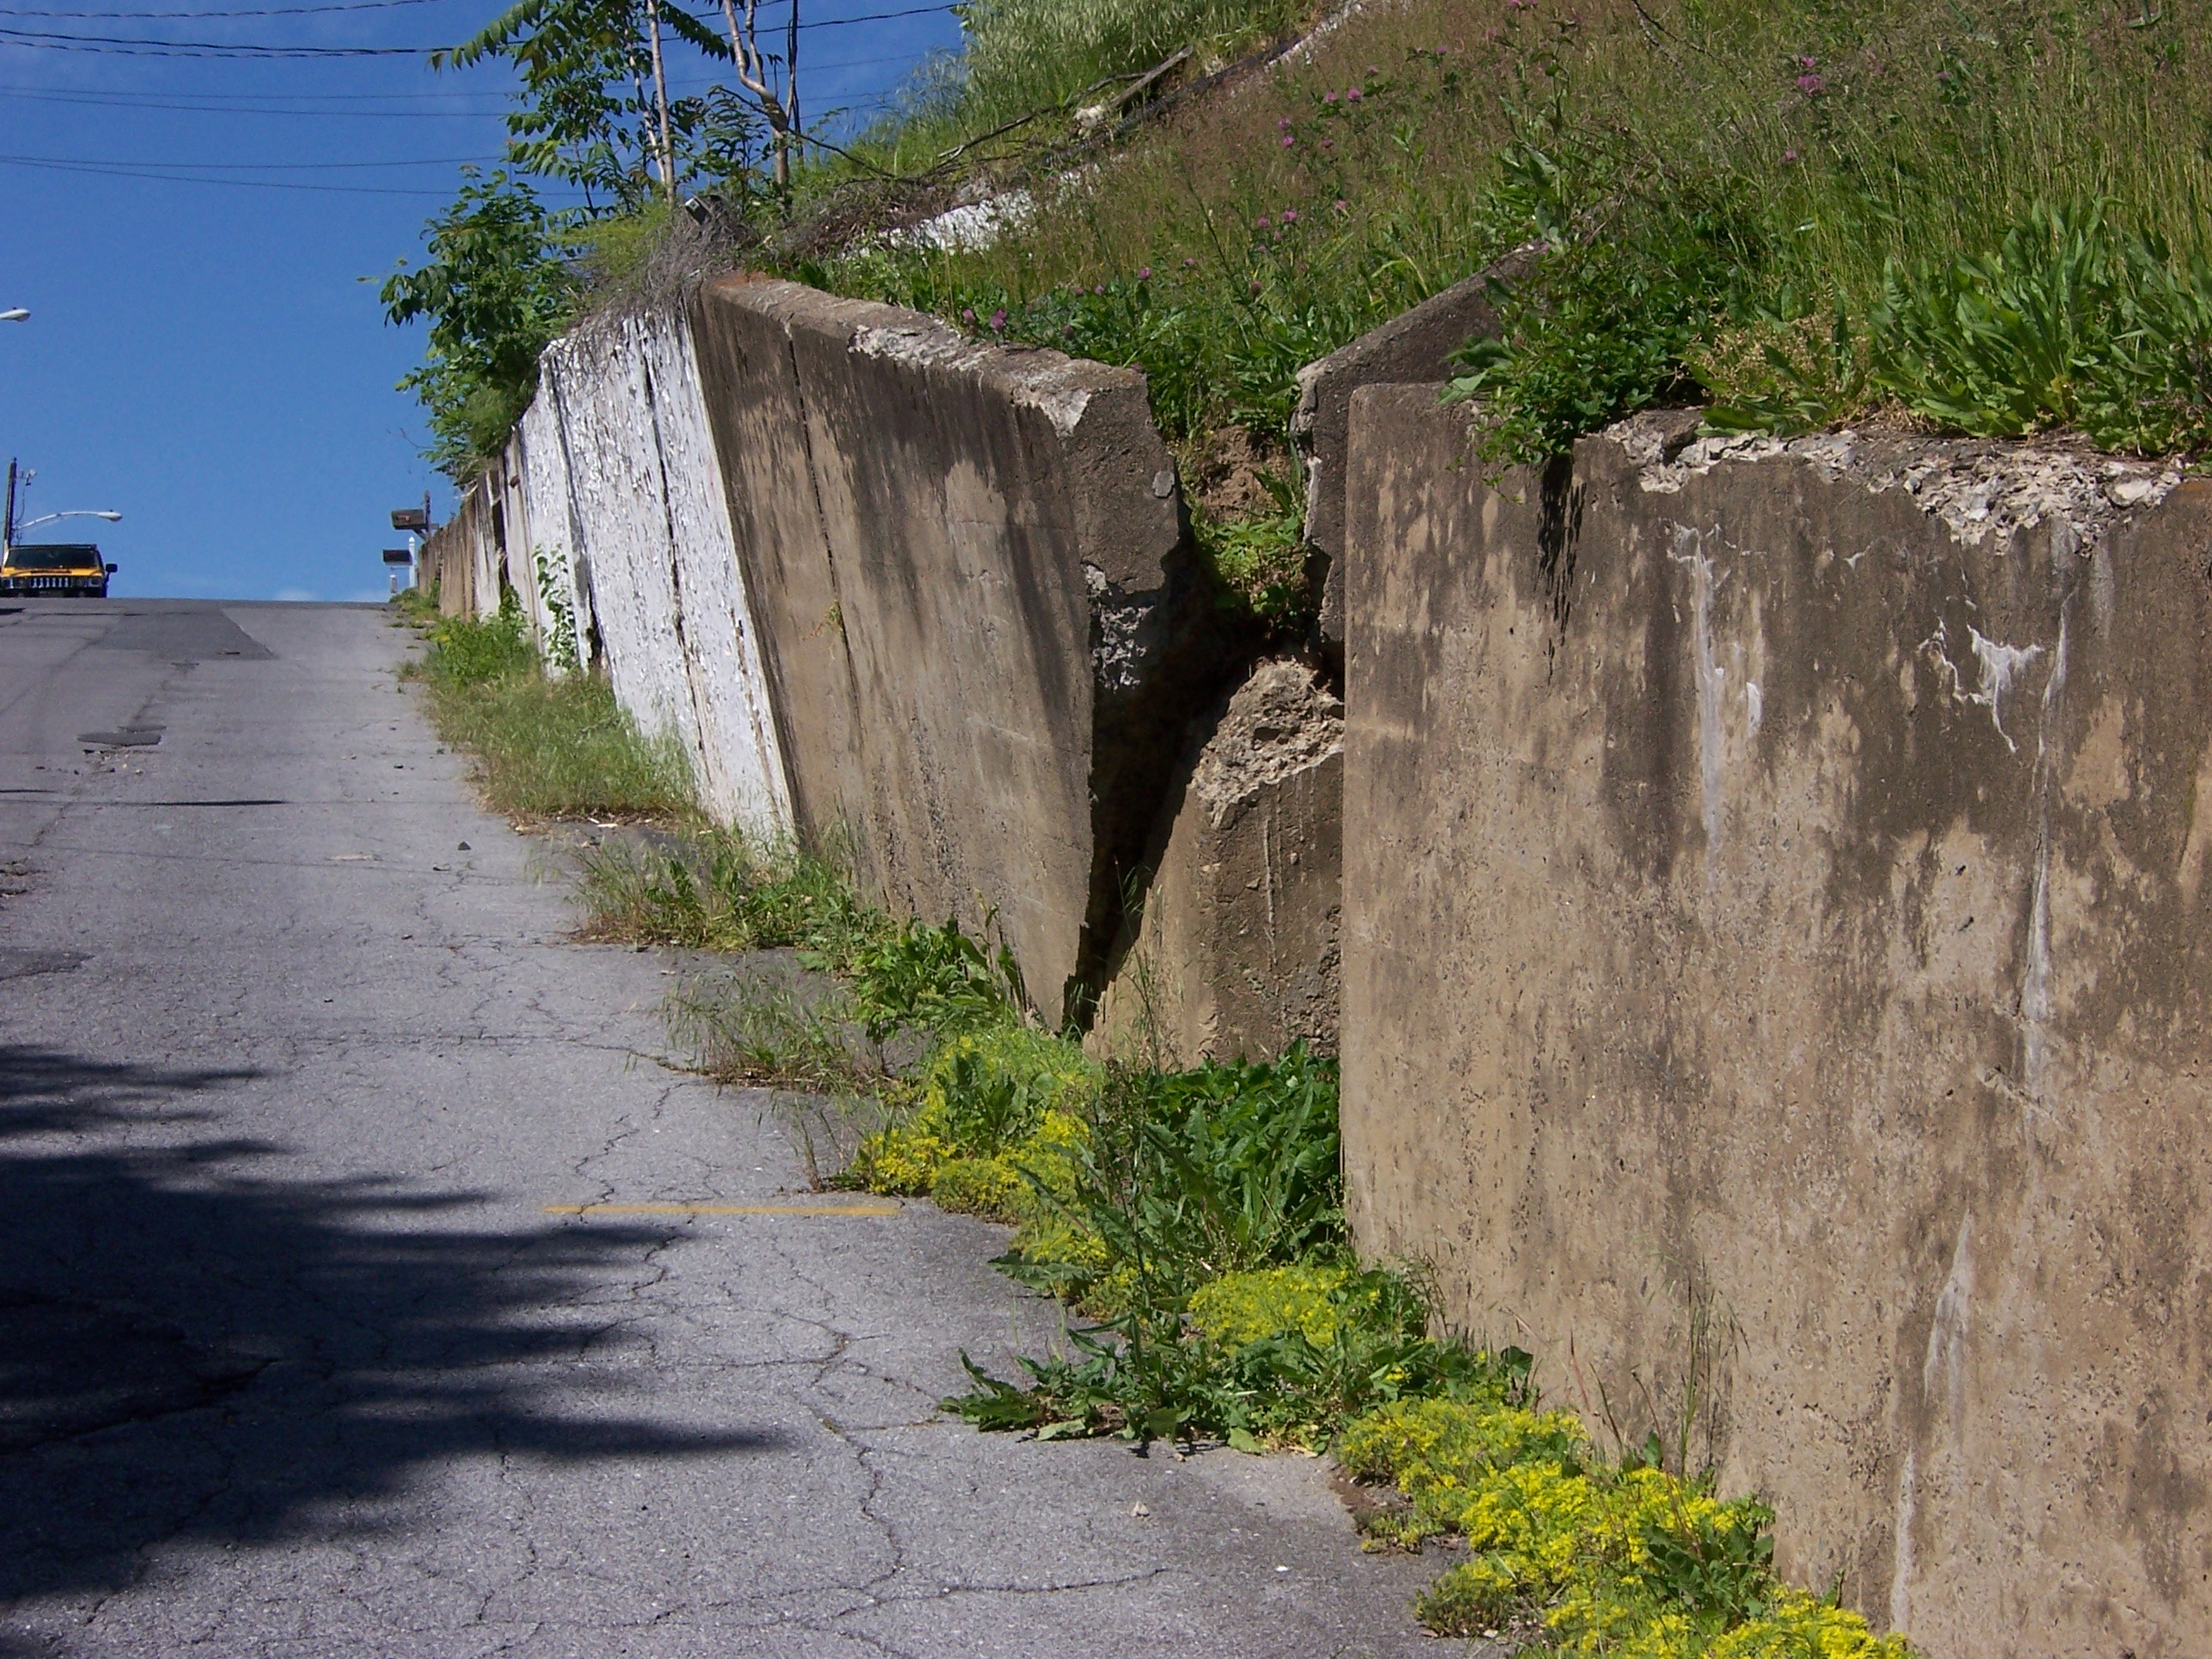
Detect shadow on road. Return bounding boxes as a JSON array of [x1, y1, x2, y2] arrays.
[[0, 1043, 772, 1603]]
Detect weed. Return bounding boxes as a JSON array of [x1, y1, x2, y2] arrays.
[[1340, 1395, 1911, 1653], [532, 545, 581, 673], [817, 1, 2212, 465], [575, 823, 884, 962], [847, 1024, 1097, 1194], [389, 582, 441, 623], [845, 916, 1024, 1042], [994, 1045, 1342, 1309], [842, 0, 1304, 179], [665, 969, 884, 1094], [945, 1265, 1519, 1451], [412, 605, 693, 821], [761, 1089, 896, 1194], [1190, 468, 1312, 628]]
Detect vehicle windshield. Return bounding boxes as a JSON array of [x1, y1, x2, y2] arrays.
[[4, 544, 98, 571]]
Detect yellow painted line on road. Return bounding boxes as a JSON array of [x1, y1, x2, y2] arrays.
[[544, 1200, 903, 1218]]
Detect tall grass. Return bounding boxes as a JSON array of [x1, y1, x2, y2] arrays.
[[822, 0, 2212, 457], [409, 605, 695, 821], [841, 0, 1306, 176]]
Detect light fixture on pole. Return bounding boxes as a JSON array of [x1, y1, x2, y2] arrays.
[[15, 510, 121, 532], [0, 309, 26, 324]]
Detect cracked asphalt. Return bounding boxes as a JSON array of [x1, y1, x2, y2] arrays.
[[0, 601, 1451, 1658]]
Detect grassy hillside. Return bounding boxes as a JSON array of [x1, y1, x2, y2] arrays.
[[814, 0, 2212, 479]]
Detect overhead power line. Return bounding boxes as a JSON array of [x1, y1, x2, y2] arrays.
[[0, 24, 428, 52], [0, 0, 447, 15], [0, 148, 497, 166], [0, 0, 953, 31], [0, 87, 501, 114], [0, 153, 465, 191]]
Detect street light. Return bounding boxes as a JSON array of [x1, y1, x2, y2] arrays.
[[15, 510, 121, 532], [0, 309, 26, 324]]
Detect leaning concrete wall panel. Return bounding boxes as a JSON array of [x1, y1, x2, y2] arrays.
[[542, 328, 706, 769], [636, 313, 793, 836], [1343, 386, 2212, 1657], [690, 275, 1208, 1018]]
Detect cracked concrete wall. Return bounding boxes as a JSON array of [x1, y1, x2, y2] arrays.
[[1089, 657, 1341, 1066], [525, 309, 793, 840], [688, 273, 1213, 1024], [1342, 387, 2212, 1658]]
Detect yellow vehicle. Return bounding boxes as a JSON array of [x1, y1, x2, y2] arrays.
[[0, 543, 113, 598]]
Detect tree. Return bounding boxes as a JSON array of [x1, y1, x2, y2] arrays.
[[437, 0, 733, 211], [720, 0, 800, 191], [381, 171, 574, 479]]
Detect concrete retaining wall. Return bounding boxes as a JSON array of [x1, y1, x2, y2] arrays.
[[524, 311, 791, 836], [418, 471, 501, 618], [688, 274, 1218, 1024], [1290, 256, 1521, 646], [1342, 386, 2212, 1656]]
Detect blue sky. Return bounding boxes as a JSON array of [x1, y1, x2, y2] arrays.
[[0, 0, 961, 600]]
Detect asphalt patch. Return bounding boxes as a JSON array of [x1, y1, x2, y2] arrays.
[[91, 608, 275, 662]]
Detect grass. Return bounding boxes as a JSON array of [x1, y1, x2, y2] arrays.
[[806, 0, 2212, 473], [574, 823, 883, 958], [405, 603, 695, 822], [829, 0, 1308, 181]]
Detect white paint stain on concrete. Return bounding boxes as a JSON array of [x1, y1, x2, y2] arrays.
[[520, 311, 792, 841], [1924, 1212, 1975, 1427], [2020, 609, 2069, 1099], [1890, 1444, 1917, 1638], [1966, 626, 2045, 754], [1669, 526, 1727, 876]]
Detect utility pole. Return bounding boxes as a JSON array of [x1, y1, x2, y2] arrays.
[[3, 459, 15, 552]]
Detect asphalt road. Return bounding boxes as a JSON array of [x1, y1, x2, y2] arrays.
[[0, 600, 1451, 1658]]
